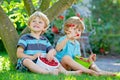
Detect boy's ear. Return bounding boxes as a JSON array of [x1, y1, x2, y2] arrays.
[[43, 27, 49, 32]]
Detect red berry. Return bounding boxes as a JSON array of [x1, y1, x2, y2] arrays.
[[58, 15, 64, 20], [86, 59, 90, 63], [51, 26, 59, 34], [76, 13, 80, 17], [76, 34, 79, 36], [100, 48, 105, 53], [80, 18, 84, 21], [40, 57, 58, 66], [79, 57, 83, 60], [66, 24, 75, 27]]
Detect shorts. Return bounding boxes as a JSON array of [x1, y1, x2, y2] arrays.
[[16, 58, 37, 72], [74, 57, 92, 68]]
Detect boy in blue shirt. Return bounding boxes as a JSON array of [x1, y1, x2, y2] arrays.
[[55, 16, 116, 76]]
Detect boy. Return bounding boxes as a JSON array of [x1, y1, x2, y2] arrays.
[[55, 16, 116, 76]]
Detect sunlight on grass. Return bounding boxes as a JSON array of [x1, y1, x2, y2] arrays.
[[65, 76, 76, 80], [0, 56, 10, 71], [0, 53, 120, 80], [116, 72, 120, 78]]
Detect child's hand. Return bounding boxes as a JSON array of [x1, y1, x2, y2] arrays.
[[46, 53, 54, 62], [89, 54, 96, 62], [67, 28, 76, 39], [33, 53, 41, 60]]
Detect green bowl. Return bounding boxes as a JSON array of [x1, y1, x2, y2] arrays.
[[74, 57, 92, 68]]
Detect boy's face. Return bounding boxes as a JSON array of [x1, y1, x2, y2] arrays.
[[68, 26, 82, 39], [29, 17, 45, 33], [75, 28, 82, 39]]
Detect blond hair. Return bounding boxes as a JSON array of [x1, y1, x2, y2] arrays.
[[64, 16, 85, 34], [27, 11, 50, 34]]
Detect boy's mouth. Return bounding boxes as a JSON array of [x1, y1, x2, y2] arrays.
[[76, 34, 80, 36], [33, 26, 40, 28]]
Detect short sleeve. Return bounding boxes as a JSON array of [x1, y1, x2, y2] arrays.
[[73, 41, 81, 57], [17, 35, 27, 49], [45, 38, 54, 52], [56, 36, 67, 51], [57, 36, 66, 44]]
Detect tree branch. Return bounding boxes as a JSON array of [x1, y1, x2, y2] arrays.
[[38, 0, 51, 11], [44, 0, 76, 22], [23, 0, 35, 16]]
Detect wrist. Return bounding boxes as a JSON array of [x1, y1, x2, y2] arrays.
[[32, 55, 37, 60], [66, 36, 69, 41]]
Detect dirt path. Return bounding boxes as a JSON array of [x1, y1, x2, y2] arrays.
[[95, 54, 120, 72]]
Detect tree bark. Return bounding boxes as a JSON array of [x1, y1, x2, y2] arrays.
[[44, 0, 76, 21], [38, 0, 51, 11], [0, 6, 19, 66], [23, 0, 35, 16]]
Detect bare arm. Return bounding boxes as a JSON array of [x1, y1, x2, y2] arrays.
[[17, 46, 41, 60], [56, 28, 77, 51], [46, 49, 56, 61], [55, 37, 69, 51]]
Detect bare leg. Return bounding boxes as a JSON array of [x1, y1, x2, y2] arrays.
[[61, 55, 99, 76], [58, 64, 82, 75], [23, 58, 58, 75], [90, 62, 116, 76]]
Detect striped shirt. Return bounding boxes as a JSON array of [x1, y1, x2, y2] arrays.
[[17, 33, 53, 55]]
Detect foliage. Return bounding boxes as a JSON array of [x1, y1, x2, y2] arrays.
[[51, 8, 76, 32], [0, 52, 10, 71], [91, 0, 120, 28], [89, 0, 120, 54], [1, 0, 28, 33]]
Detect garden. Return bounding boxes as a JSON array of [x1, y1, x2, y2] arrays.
[[0, 0, 120, 80]]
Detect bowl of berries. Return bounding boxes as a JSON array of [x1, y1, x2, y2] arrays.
[[36, 55, 60, 71]]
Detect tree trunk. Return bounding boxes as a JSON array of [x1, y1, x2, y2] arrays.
[[39, 0, 51, 11], [0, 6, 19, 66], [23, 0, 35, 16]]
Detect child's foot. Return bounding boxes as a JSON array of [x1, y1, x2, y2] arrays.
[[65, 70, 82, 75], [89, 70, 100, 76], [98, 71, 116, 76]]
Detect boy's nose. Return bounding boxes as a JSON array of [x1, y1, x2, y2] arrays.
[[36, 22, 40, 25]]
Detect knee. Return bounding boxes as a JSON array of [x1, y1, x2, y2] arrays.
[[23, 58, 32, 65], [62, 55, 72, 61]]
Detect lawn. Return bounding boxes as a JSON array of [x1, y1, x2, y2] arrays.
[[0, 52, 120, 80]]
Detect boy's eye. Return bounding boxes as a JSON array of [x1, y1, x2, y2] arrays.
[[39, 21, 42, 23], [32, 20, 36, 22]]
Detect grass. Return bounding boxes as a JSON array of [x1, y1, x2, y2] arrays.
[[0, 52, 120, 80]]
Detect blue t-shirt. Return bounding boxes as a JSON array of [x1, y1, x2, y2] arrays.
[[56, 36, 81, 62], [17, 33, 53, 55]]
